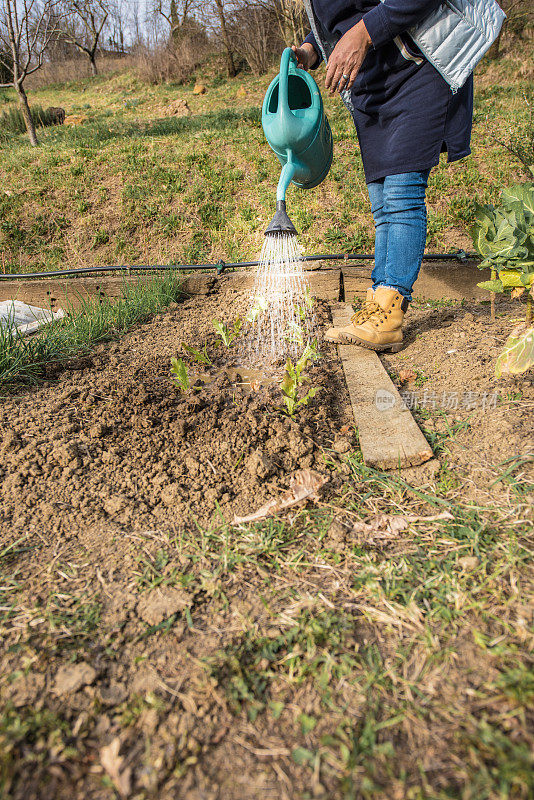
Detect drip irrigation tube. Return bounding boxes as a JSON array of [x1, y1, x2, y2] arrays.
[[0, 250, 475, 280]]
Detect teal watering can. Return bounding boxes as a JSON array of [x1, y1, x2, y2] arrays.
[[262, 47, 333, 235]]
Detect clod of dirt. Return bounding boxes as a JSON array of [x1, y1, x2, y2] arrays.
[[160, 482, 181, 506], [52, 441, 82, 468], [325, 517, 353, 553], [103, 495, 128, 516], [1, 430, 21, 451], [458, 555, 480, 571], [246, 450, 274, 480], [136, 587, 192, 625], [333, 437, 351, 454], [89, 422, 109, 438], [98, 681, 129, 707], [53, 662, 97, 695], [130, 668, 161, 696], [8, 672, 45, 707]]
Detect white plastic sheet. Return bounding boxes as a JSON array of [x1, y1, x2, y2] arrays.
[[0, 300, 65, 336]]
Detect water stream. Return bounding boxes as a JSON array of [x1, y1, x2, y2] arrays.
[[244, 233, 317, 364]]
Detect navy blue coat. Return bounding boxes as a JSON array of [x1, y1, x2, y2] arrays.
[[304, 0, 473, 183]]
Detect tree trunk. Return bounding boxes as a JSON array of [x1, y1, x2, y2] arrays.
[[487, 31, 502, 60], [90, 52, 98, 76], [214, 0, 236, 77], [16, 84, 38, 147]]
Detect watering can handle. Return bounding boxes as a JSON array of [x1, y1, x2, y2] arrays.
[[278, 48, 297, 120]]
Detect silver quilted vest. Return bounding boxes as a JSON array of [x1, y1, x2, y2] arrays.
[[303, 0, 506, 97]]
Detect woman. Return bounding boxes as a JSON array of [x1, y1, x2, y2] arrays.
[[292, 0, 504, 352]]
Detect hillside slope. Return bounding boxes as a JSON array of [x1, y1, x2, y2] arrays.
[[0, 44, 532, 274]]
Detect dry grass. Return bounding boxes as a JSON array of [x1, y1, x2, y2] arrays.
[[0, 40, 532, 276]]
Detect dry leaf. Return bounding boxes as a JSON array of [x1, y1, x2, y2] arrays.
[[511, 287, 526, 299], [233, 469, 327, 524], [398, 369, 417, 384], [100, 738, 131, 798], [351, 511, 453, 545]]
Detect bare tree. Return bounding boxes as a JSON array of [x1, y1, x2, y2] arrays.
[[214, 0, 236, 75], [199, 0, 236, 76], [151, 0, 204, 50], [64, 0, 109, 75], [0, 0, 62, 145], [487, 0, 533, 59], [228, 1, 281, 74]]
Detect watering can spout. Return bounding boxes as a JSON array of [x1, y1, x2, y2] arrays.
[[265, 154, 298, 235], [264, 200, 297, 236], [276, 157, 296, 203]]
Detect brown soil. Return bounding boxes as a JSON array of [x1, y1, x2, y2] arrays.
[[382, 296, 534, 497], [0, 292, 352, 539], [0, 285, 532, 800]]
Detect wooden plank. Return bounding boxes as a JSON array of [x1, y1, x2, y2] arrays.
[[330, 303, 435, 471], [0, 273, 214, 310], [342, 259, 490, 302], [0, 268, 341, 308], [217, 268, 341, 301]]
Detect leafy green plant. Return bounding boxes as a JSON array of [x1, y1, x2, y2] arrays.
[[472, 183, 534, 320], [170, 357, 189, 391], [213, 317, 242, 347], [473, 183, 534, 376], [279, 341, 320, 417], [181, 342, 211, 365], [285, 321, 306, 346]]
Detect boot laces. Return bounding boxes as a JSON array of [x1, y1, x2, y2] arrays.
[[351, 302, 387, 325]]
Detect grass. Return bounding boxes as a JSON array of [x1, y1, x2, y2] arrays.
[[200, 458, 533, 797], [0, 271, 182, 387], [0, 43, 531, 274], [0, 47, 532, 800], [0, 433, 532, 797], [0, 105, 62, 142]]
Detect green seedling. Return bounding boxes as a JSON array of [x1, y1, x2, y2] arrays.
[[246, 296, 268, 324], [279, 341, 320, 417], [170, 357, 189, 391], [182, 342, 211, 365], [213, 317, 243, 347], [295, 287, 315, 322], [285, 321, 306, 346]]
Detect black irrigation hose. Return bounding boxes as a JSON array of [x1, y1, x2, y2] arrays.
[[0, 250, 475, 281]]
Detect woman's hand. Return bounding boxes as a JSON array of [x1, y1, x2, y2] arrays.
[[291, 43, 318, 71], [325, 20, 372, 94]]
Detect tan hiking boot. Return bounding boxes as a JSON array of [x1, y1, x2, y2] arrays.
[[324, 288, 375, 343], [324, 287, 408, 352]]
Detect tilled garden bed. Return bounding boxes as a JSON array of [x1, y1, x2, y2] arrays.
[[0, 285, 532, 800]]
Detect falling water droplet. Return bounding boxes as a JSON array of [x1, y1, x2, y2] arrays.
[[243, 233, 317, 364]]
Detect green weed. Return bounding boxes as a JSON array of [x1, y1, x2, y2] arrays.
[[0, 273, 182, 388]]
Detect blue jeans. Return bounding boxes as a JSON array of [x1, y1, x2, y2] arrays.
[[367, 170, 430, 302]]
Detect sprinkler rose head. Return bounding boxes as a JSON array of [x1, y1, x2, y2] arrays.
[[264, 200, 298, 236]]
